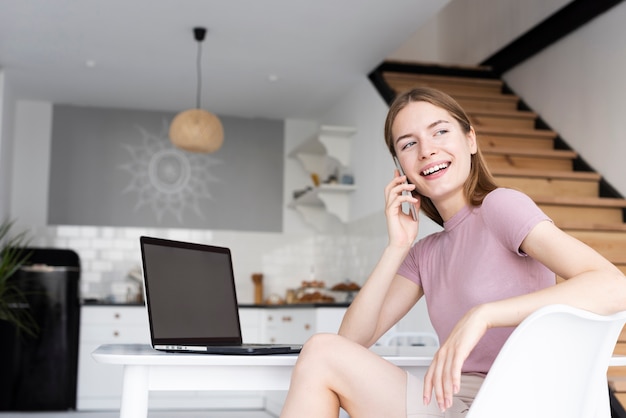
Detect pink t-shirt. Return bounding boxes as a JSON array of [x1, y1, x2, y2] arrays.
[[397, 188, 555, 373]]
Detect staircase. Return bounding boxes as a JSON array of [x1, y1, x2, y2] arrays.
[[370, 61, 626, 408]]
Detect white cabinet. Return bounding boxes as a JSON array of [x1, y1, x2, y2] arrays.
[[262, 308, 315, 344], [257, 306, 347, 344], [289, 125, 357, 226], [77, 306, 150, 410]]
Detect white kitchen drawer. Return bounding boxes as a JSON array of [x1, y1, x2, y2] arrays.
[[80, 305, 148, 324], [80, 324, 150, 343], [263, 308, 315, 344]]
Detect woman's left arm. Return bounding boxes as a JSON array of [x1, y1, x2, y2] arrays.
[[424, 220, 626, 412]]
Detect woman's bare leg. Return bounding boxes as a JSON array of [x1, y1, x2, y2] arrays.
[[280, 333, 408, 418]]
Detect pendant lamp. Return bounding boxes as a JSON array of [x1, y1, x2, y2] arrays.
[[169, 27, 224, 153]]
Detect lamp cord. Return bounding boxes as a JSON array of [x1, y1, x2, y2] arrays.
[[196, 39, 203, 109]]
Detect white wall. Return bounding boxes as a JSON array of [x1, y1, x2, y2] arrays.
[[503, 2, 626, 196], [0, 71, 15, 221], [389, 0, 572, 66], [320, 78, 391, 221], [10, 101, 52, 229]]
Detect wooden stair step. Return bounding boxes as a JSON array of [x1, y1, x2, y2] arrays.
[[476, 127, 557, 150], [534, 195, 626, 208], [490, 167, 601, 181], [484, 147, 577, 160], [476, 126, 557, 139], [559, 224, 626, 264], [533, 195, 626, 225], [468, 108, 537, 129], [496, 176, 599, 198], [483, 147, 576, 171], [565, 230, 626, 264], [382, 72, 504, 95], [558, 221, 626, 232], [448, 92, 519, 112], [384, 77, 518, 111]]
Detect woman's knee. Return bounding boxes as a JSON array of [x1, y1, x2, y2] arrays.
[[299, 333, 343, 360], [293, 333, 348, 375]]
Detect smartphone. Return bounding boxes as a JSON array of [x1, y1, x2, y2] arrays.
[[393, 156, 418, 221]]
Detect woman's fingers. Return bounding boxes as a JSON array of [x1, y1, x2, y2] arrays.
[[423, 346, 465, 412]]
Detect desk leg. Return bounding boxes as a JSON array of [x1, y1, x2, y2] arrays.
[[120, 365, 149, 418]]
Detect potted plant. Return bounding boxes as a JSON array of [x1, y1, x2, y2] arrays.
[[0, 220, 38, 337]]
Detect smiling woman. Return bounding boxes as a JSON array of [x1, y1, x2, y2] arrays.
[[278, 87, 626, 418]]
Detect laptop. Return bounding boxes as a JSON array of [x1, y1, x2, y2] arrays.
[[140, 236, 302, 355]]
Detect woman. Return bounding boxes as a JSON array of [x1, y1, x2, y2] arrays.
[[279, 87, 626, 417]]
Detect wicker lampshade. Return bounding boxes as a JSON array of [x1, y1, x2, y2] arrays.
[[169, 27, 224, 153], [169, 108, 224, 153]]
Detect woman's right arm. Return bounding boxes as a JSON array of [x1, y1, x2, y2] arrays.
[[338, 170, 422, 347]]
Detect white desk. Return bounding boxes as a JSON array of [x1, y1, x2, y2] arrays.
[[93, 344, 626, 418], [92, 343, 435, 418]]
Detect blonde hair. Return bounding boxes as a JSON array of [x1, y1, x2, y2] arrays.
[[384, 87, 498, 226]]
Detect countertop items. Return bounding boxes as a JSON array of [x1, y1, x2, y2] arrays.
[[251, 273, 264, 305]]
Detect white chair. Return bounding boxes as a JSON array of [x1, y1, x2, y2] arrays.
[[466, 304, 626, 418]]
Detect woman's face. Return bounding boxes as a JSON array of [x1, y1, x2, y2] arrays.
[[392, 100, 477, 220]]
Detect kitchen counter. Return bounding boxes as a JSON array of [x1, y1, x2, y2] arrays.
[[81, 299, 350, 308]]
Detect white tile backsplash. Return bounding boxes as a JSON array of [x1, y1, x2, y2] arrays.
[[32, 212, 388, 303]]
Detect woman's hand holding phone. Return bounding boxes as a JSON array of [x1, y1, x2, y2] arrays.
[[393, 157, 418, 222], [385, 158, 420, 247]]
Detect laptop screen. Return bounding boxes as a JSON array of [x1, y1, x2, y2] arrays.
[[141, 236, 243, 345]]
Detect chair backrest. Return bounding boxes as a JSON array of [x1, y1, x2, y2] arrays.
[[466, 304, 626, 418]]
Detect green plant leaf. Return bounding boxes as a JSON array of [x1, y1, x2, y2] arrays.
[[0, 219, 38, 337]]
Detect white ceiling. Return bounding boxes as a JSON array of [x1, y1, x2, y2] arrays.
[[0, 0, 447, 120]]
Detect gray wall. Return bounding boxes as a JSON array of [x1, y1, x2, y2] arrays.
[[48, 105, 284, 231]]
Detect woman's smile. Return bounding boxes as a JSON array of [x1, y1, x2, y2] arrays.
[[420, 161, 451, 178]]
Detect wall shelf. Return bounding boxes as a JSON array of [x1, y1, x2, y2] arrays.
[[289, 184, 356, 223], [289, 125, 357, 227]]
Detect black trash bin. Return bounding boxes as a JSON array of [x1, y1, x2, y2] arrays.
[[0, 248, 80, 411]]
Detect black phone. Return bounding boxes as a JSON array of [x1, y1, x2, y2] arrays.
[[393, 156, 418, 221]]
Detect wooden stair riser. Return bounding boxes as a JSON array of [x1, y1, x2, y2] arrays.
[[566, 230, 626, 264], [469, 113, 536, 130], [484, 154, 573, 171], [495, 176, 599, 198], [383, 72, 504, 96], [478, 135, 554, 151], [539, 204, 624, 225], [453, 96, 519, 112]]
